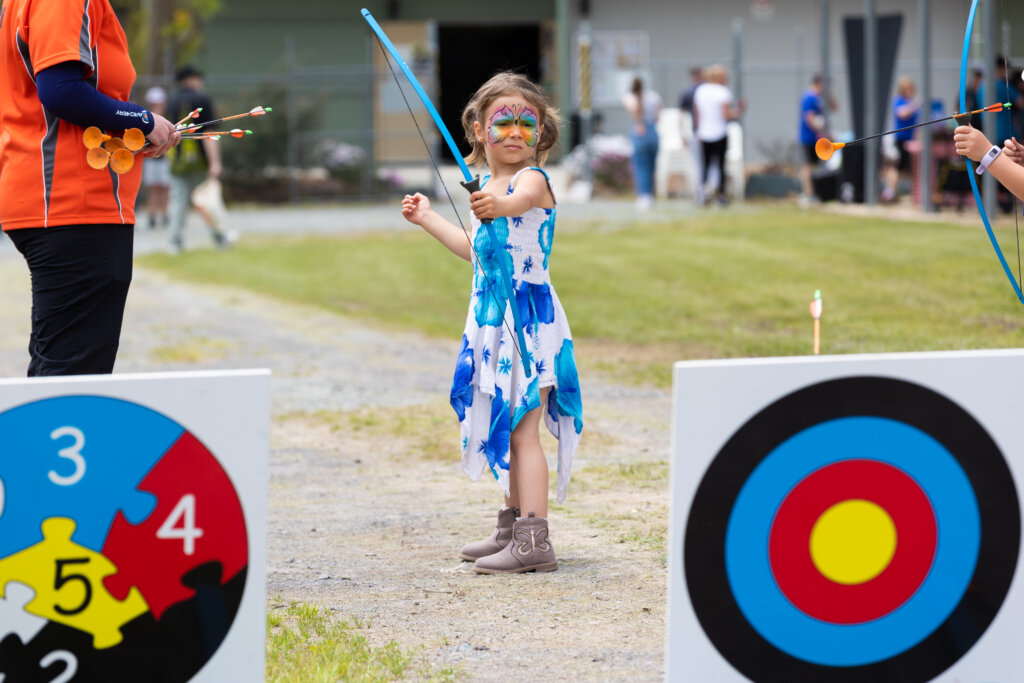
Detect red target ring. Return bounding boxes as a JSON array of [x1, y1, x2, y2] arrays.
[[769, 459, 937, 624]]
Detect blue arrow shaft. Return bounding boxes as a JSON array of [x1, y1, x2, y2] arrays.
[[960, 0, 1024, 303], [363, 8, 533, 374]]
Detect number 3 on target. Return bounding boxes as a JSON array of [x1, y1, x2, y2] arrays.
[[49, 426, 86, 486], [157, 494, 204, 555]]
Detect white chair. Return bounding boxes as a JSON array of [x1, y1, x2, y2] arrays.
[[725, 121, 745, 200], [655, 109, 698, 198]]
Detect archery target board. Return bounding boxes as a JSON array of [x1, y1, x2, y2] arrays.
[[0, 369, 270, 683], [667, 350, 1024, 683]]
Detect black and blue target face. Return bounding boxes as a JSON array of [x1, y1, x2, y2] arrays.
[[684, 377, 1020, 683]]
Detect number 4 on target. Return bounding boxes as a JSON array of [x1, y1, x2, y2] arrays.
[[156, 494, 204, 556]]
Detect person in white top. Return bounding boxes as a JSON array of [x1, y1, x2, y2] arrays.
[[622, 77, 662, 211], [693, 64, 745, 205]]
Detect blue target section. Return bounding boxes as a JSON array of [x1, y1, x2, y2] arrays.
[[0, 396, 184, 556], [725, 416, 980, 666]]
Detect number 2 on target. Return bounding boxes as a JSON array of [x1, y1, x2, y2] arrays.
[[157, 494, 204, 555]]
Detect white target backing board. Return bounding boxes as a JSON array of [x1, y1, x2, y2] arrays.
[[667, 350, 1024, 682], [0, 369, 270, 683]]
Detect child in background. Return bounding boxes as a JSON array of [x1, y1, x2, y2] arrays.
[[143, 86, 171, 229], [954, 125, 1024, 201], [400, 72, 583, 574]]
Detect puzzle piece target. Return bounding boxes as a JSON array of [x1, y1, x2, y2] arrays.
[[0, 581, 47, 647], [0, 396, 249, 682]]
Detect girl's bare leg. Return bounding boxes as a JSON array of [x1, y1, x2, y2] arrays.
[[508, 388, 551, 518]]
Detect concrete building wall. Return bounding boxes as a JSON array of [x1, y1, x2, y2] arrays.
[[187, 0, 1022, 170], [570, 0, 1018, 164]]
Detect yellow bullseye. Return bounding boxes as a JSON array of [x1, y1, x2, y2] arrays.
[[809, 499, 897, 585]]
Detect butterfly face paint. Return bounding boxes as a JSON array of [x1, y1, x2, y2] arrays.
[[486, 104, 540, 148]]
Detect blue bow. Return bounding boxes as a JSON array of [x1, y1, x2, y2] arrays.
[[362, 9, 533, 375]]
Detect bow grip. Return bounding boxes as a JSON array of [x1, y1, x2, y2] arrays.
[[460, 175, 492, 226]]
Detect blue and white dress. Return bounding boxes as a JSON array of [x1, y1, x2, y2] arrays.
[[449, 167, 583, 503]]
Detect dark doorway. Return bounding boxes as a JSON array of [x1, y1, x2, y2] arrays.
[[438, 24, 541, 164]]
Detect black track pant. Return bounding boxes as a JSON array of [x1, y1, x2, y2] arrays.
[[701, 136, 729, 196], [7, 223, 133, 376]]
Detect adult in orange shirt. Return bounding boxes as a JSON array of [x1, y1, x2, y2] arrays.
[[0, 0, 179, 376]]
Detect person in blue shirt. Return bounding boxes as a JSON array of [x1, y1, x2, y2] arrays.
[[882, 77, 921, 203], [798, 74, 835, 204]]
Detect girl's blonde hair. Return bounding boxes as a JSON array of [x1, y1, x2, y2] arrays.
[[461, 71, 560, 167]]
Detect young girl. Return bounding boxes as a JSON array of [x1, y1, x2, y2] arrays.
[[401, 72, 583, 574], [955, 125, 1024, 200]]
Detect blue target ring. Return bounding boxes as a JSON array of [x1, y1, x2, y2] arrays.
[[726, 416, 980, 666], [683, 377, 1020, 683]]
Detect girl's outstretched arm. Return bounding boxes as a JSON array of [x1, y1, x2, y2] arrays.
[[401, 193, 471, 261], [469, 170, 554, 221], [954, 126, 1024, 201]]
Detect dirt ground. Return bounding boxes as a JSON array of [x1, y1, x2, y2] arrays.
[[0, 243, 672, 681]]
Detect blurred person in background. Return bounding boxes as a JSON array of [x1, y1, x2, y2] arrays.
[[143, 86, 171, 229], [798, 73, 836, 206], [693, 64, 745, 206], [622, 76, 662, 212], [167, 65, 230, 252], [881, 76, 922, 203]]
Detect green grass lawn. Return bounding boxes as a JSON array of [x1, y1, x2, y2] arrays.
[[139, 206, 1024, 387]]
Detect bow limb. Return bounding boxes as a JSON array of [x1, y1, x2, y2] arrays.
[[959, 0, 1024, 302], [362, 9, 533, 376]]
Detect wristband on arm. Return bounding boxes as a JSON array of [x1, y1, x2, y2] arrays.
[[976, 145, 1002, 175]]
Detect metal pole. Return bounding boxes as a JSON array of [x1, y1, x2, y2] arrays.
[[821, 0, 831, 133], [920, 0, 934, 212], [286, 36, 298, 204], [732, 18, 744, 162], [556, 0, 571, 161], [864, 0, 878, 206], [579, 20, 593, 187], [796, 26, 805, 104], [983, 0, 997, 217]]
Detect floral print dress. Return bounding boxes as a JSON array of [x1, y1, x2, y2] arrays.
[[450, 167, 583, 503]]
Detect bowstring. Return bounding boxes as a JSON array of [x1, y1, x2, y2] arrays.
[[1001, 0, 1023, 289], [372, 38, 526, 368]]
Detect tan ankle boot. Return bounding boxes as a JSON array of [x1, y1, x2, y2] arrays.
[[458, 507, 519, 561], [473, 512, 557, 574]]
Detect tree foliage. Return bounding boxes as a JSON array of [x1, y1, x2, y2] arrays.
[[109, 0, 223, 77]]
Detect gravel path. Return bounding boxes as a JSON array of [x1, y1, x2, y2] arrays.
[[0, 207, 672, 681]]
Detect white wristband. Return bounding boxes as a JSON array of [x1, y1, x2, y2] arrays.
[[976, 145, 1002, 175]]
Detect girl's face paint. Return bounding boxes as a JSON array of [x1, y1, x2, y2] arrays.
[[486, 103, 539, 148]]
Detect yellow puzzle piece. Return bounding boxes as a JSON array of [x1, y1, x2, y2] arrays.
[[0, 517, 148, 649]]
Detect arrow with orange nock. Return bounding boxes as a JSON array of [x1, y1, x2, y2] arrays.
[[177, 106, 271, 133], [815, 101, 1010, 161], [178, 128, 253, 140]]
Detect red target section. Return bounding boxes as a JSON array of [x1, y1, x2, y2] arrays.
[[769, 459, 937, 624]]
